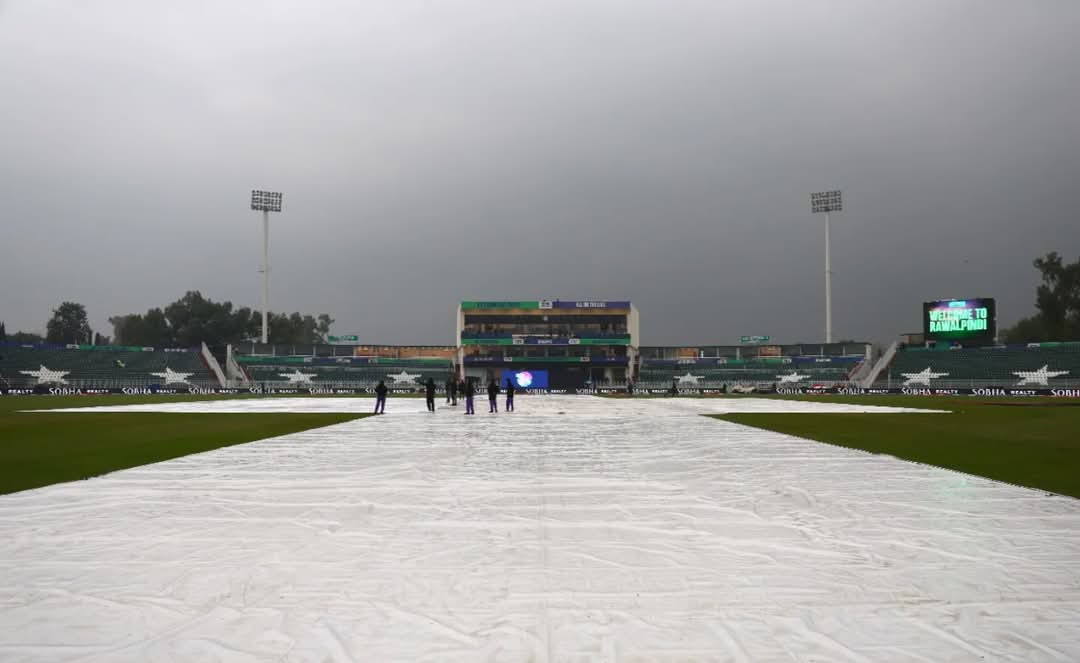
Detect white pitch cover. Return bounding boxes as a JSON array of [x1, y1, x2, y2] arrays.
[[1, 396, 1078, 661]]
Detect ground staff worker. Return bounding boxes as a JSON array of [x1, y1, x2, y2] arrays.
[[425, 378, 437, 412], [505, 378, 515, 412], [374, 380, 388, 414], [487, 379, 499, 413], [464, 379, 475, 415]]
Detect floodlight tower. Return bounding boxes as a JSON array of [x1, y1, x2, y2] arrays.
[[250, 190, 283, 344], [810, 190, 842, 344]]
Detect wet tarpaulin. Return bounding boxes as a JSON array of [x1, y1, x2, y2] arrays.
[[2, 396, 1078, 661]]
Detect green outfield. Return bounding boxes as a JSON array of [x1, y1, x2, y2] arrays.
[[712, 395, 1080, 498], [0, 395, 370, 495]]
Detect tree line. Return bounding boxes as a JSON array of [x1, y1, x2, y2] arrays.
[[1001, 252, 1080, 343], [0, 291, 335, 347]]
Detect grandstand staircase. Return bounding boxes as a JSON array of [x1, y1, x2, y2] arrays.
[[225, 344, 251, 387], [200, 342, 227, 387], [861, 341, 898, 388], [847, 349, 877, 385]]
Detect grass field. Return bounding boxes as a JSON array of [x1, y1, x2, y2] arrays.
[[0, 395, 370, 495], [713, 394, 1080, 498]]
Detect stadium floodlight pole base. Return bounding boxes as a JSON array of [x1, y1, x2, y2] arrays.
[[262, 209, 269, 344], [825, 210, 832, 345]]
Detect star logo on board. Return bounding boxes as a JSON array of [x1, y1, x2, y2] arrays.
[[388, 370, 421, 385], [279, 369, 317, 384], [901, 367, 949, 386], [675, 372, 703, 386], [150, 367, 194, 385], [1013, 365, 1069, 386], [19, 365, 70, 385], [776, 371, 809, 384]]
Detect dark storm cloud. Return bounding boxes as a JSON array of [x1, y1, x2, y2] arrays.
[[2, 0, 1078, 345]]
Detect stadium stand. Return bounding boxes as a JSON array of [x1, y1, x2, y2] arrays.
[[638, 356, 861, 390], [0, 343, 220, 389], [633, 343, 870, 390], [236, 356, 454, 390], [876, 343, 1080, 388]]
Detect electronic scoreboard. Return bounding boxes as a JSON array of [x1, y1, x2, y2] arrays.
[[922, 298, 996, 345]]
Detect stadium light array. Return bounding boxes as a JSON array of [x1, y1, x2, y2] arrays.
[[810, 190, 842, 344], [250, 190, 283, 343], [251, 190, 282, 212], [810, 190, 842, 214]]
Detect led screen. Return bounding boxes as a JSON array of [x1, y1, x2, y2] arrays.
[[500, 368, 549, 390], [923, 298, 996, 344]]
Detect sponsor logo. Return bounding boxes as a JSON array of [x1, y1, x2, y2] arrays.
[[901, 388, 959, 396], [902, 388, 932, 396], [971, 388, 1041, 397], [1051, 389, 1080, 398], [48, 387, 83, 395]]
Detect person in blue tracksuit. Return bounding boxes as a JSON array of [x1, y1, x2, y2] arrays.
[[464, 379, 475, 415], [487, 379, 499, 413], [374, 380, 388, 414]]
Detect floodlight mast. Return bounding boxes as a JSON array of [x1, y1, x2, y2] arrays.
[[810, 190, 842, 344], [250, 190, 283, 344]]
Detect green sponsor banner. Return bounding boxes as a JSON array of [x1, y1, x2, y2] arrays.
[[461, 336, 630, 346], [739, 335, 770, 343], [460, 301, 540, 310], [328, 335, 359, 343]]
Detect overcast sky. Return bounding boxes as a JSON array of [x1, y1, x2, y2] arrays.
[[2, 0, 1078, 346]]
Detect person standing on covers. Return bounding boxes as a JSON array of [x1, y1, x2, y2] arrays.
[[487, 378, 500, 413], [445, 376, 455, 405], [458, 377, 467, 403], [505, 378, 515, 412], [425, 378, 437, 412], [374, 380, 388, 414], [627, 379, 635, 397], [464, 378, 475, 415]]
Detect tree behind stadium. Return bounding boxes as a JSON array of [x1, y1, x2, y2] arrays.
[[1003, 252, 1080, 342], [110, 291, 333, 347], [46, 302, 93, 344]]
